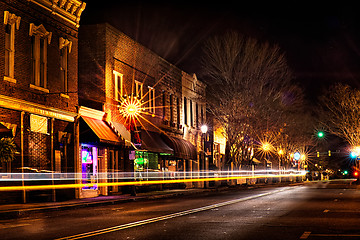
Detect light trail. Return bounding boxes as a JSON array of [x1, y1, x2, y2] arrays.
[[0, 170, 306, 192], [0, 170, 305, 181]]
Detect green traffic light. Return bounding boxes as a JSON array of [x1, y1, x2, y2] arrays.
[[317, 131, 324, 138], [344, 170, 348, 175]]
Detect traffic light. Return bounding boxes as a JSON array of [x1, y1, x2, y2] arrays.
[[343, 170, 348, 175], [354, 171, 359, 177], [317, 131, 325, 138]]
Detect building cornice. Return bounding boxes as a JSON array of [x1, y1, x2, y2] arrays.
[[27, 0, 86, 28]]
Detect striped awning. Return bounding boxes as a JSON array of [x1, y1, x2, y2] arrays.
[[161, 134, 197, 160], [140, 130, 173, 155]]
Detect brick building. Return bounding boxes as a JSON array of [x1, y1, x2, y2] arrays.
[[0, 0, 86, 202], [79, 23, 206, 194]]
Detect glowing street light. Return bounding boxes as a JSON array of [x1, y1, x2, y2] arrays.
[[201, 125, 208, 134], [262, 142, 272, 152]]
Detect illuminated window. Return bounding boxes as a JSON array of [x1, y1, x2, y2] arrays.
[[3, 11, 20, 81], [134, 80, 143, 99], [59, 37, 72, 94], [148, 86, 155, 113], [113, 70, 123, 101], [30, 114, 48, 134], [29, 24, 52, 91]]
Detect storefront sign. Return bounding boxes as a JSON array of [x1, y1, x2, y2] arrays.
[[0, 94, 75, 122]]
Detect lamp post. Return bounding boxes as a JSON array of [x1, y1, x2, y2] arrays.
[[278, 149, 284, 182], [201, 125, 208, 188]]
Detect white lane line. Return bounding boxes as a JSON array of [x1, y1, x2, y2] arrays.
[[300, 231, 311, 239], [312, 233, 360, 237], [55, 187, 292, 240]]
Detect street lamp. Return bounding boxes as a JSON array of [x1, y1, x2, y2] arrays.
[[278, 149, 284, 171], [201, 125, 208, 134], [201, 125, 208, 188]]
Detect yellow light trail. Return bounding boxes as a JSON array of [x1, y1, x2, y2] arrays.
[[0, 173, 306, 192]]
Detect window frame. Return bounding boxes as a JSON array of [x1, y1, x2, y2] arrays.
[[113, 70, 123, 101]]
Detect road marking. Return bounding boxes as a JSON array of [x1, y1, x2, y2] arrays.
[[300, 231, 311, 239], [55, 187, 292, 240], [312, 233, 360, 237]]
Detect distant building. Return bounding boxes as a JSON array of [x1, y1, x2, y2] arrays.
[[0, 0, 86, 202], [79, 23, 206, 196]]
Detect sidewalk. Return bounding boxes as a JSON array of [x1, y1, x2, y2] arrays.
[[0, 188, 215, 220]]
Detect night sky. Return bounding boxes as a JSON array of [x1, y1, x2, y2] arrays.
[[81, 1, 360, 103]]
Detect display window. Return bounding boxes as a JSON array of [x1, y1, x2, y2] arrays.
[[81, 145, 98, 190], [134, 151, 159, 172]]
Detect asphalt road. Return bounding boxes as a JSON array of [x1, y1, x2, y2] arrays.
[[1, 180, 359, 240]]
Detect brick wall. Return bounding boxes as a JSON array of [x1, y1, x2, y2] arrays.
[[0, 0, 80, 173], [0, 0, 79, 112]]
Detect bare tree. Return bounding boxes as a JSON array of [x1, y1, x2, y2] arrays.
[[319, 83, 360, 147], [202, 31, 308, 168]]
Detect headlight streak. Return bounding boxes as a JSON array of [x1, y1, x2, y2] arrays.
[[0, 170, 306, 191]]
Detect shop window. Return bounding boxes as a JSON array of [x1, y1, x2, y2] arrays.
[[30, 114, 48, 134], [134, 151, 158, 172], [81, 145, 98, 190]]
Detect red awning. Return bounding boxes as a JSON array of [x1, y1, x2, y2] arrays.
[[81, 116, 121, 145]]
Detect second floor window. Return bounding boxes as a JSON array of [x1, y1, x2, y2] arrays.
[[183, 97, 187, 126], [59, 38, 72, 94], [148, 87, 155, 113], [29, 24, 52, 90], [134, 80, 143, 99], [113, 70, 123, 101], [3, 11, 20, 80]]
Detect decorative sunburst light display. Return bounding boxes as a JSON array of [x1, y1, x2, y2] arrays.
[[119, 96, 142, 121]]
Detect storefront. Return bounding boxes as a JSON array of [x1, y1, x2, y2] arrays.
[[78, 107, 128, 198], [132, 130, 173, 180]]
